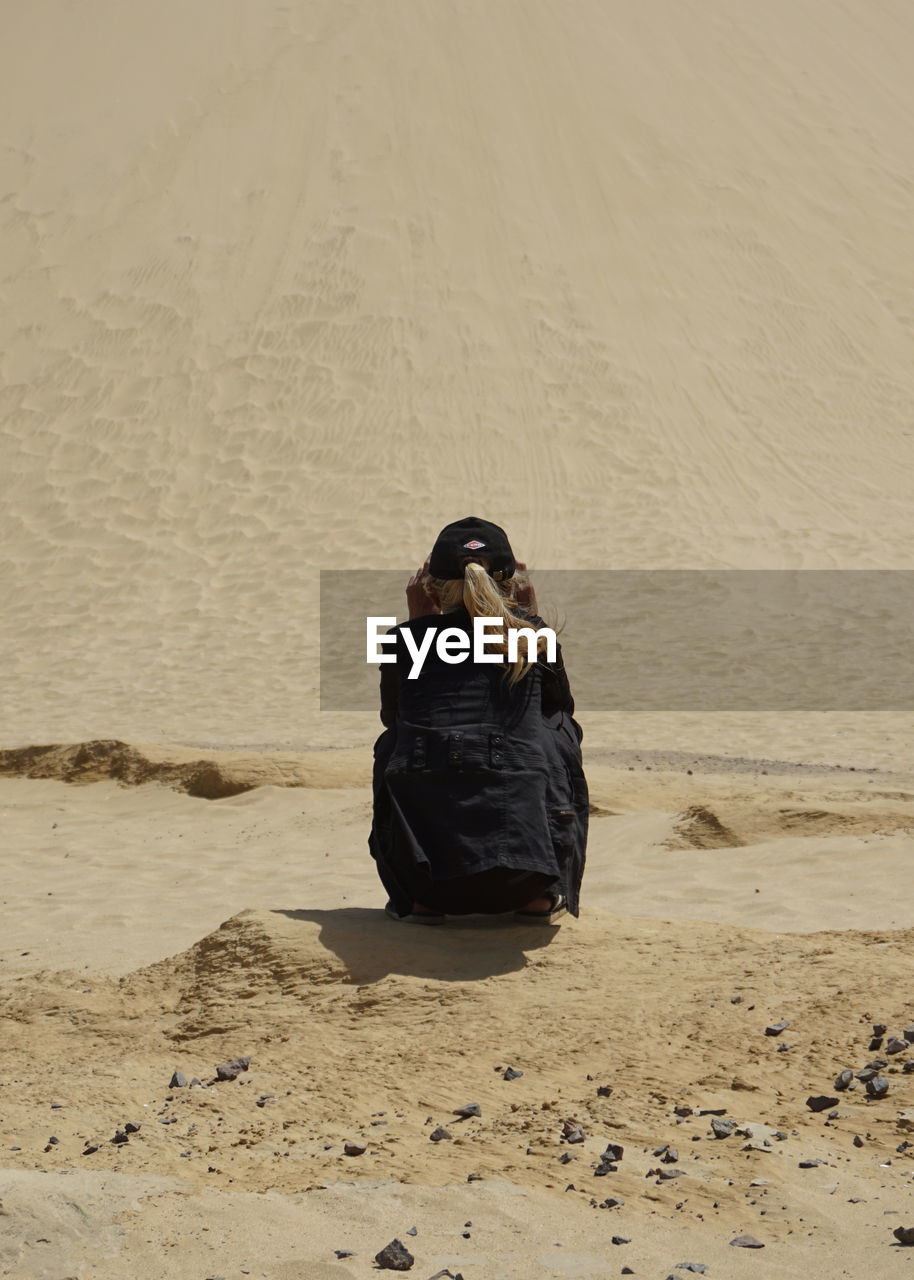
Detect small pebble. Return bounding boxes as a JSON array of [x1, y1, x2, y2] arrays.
[[429, 1127, 452, 1142], [893, 1226, 914, 1245], [215, 1056, 251, 1081], [765, 1021, 789, 1036], [834, 1069, 854, 1091], [169, 1070, 187, 1088], [730, 1233, 764, 1248], [453, 1103, 481, 1118], [866, 1076, 889, 1098], [806, 1095, 839, 1113], [344, 1141, 366, 1156], [886, 1037, 908, 1055], [374, 1239, 414, 1271], [503, 1067, 523, 1081], [710, 1117, 735, 1139]]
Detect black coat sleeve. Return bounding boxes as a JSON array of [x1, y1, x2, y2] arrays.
[[379, 627, 400, 727], [540, 641, 575, 717]]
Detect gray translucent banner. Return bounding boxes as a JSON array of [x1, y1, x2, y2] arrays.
[[320, 570, 914, 712]]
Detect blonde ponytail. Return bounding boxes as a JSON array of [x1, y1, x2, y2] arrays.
[[430, 560, 549, 686]]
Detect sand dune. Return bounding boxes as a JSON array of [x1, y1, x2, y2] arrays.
[[3, 0, 914, 748]]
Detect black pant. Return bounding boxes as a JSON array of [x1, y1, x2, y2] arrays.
[[403, 865, 559, 915]]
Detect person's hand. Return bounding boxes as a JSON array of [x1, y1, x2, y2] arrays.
[[513, 561, 538, 615], [406, 558, 440, 619]]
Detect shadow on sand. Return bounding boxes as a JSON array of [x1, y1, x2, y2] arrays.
[[272, 906, 560, 983]]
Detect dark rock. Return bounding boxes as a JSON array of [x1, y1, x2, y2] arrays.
[[334, 1251, 355, 1259], [621, 1269, 635, 1275], [853, 1135, 864, 1148], [886, 1038, 908, 1055], [406, 1226, 417, 1236], [893, 1226, 914, 1245], [904, 1062, 914, 1074], [215, 1057, 251, 1081], [558, 1152, 574, 1164], [730, 1234, 764, 1248], [657, 1168, 684, 1181], [594, 1161, 617, 1177], [611, 1236, 631, 1244], [799, 1158, 826, 1168], [597, 1085, 613, 1097], [698, 1108, 727, 1115], [676, 1267, 708, 1275], [344, 1141, 366, 1156], [82, 1144, 99, 1155], [674, 1104, 693, 1117], [731, 995, 743, 1004], [47, 1136, 59, 1145], [124, 1122, 141, 1134], [856, 1066, 879, 1082], [466, 1172, 482, 1181], [710, 1117, 735, 1138], [653, 1143, 669, 1156], [903, 1027, 914, 1044], [453, 1103, 481, 1118], [429, 1127, 452, 1142], [603, 1142, 624, 1162], [563, 1120, 585, 1143], [869, 1037, 884, 1052], [662, 1148, 679, 1163], [765, 1021, 789, 1036], [866, 1076, 889, 1098], [777, 1043, 791, 1053], [189, 1078, 204, 1088], [806, 1095, 839, 1113], [169, 1070, 187, 1088], [503, 1067, 523, 1081], [827, 1109, 839, 1120], [598, 1196, 624, 1208], [374, 1238, 414, 1270], [834, 1069, 854, 1091], [873, 1023, 887, 1036], [111, 1130, 129, 1145]]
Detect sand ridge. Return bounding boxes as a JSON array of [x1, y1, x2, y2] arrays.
[[2, 901, 914, 1276]]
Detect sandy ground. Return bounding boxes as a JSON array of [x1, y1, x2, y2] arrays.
[[3, 0, 914, 1275], [2, 752, 914, 1278]]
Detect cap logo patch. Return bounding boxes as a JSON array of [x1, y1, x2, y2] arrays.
[[463, 539, 486, 550]]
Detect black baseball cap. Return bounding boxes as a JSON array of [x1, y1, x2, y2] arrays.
[[428, 517, 516, 581]]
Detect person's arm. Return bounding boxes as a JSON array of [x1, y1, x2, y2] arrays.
[[540, 640, 575, 716], [379, 627, 400, 727]]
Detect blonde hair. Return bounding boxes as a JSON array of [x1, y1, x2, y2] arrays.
[[429, 560, 549, 687]]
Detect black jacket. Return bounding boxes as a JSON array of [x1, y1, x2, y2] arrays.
[[369, 606, 588, 915]]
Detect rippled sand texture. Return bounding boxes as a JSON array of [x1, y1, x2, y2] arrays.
[[3, 0, 914, 747]]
